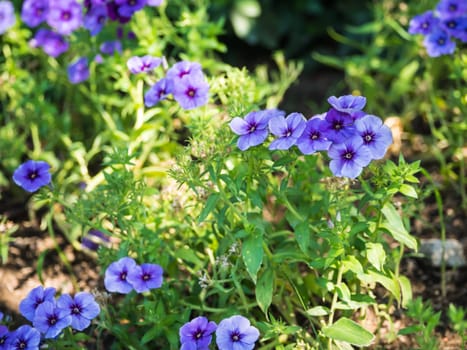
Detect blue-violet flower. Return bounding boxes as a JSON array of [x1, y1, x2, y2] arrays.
[[13, 161, 52, 193], [328, 136, 372, 179], [104, 257, 138, 294], [268, 112, 306, 150], [215, 315, 260, 350], [57, 292, 100, 331], [179, 316, 217, 350]]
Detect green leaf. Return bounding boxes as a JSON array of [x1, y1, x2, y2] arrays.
[[242, 232, 263, 283], [399, 184, 418, 198], [366, 242, 386, 271], [398, 275, 413, 308], [256, 268, 273, 316], [368, 270, 401, 304], [294, 222, 310, 254], [306, 306, 330, 316], [322, 317, 374, 346], [381, 203, 418, 250], [197, 192, 219, 223]]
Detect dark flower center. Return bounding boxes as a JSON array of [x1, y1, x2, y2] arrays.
[[36, 8, 43, 16], [0, 336, 6, 344], [437, 38, 445, 45], [310, 132, 319, 140], [48, 315, 58, 325], [344, 151, 354, 160], [71, 304, 82, 315], [448, 4, 457, 12], [98, 15, 106, 23], [333, 121, 343, 130], [120, 272, 127, 280], [142, 273, 151, 281], [231, 331, 242, 342], [363, 133, 374, 144], [28, 171, 39, 180], [18, 340, 27, 349], [447, 20, 456, 28], [422, 22, 428, 29], [284, 128, 293, 137], [194, 329, 204, 339], [157, 89, 166, 98], [61, 11, 71, 20], [129, 0, 137, 5], [179, 70, 189, 78], [248, 123, 257, 133], [187, 88, 196, 97], [34, 297, 44, 308]]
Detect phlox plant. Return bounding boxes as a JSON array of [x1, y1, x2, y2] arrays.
[[0, 0, 432, 350]]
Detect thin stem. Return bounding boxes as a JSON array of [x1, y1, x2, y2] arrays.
[[421, 168, 446, 298]]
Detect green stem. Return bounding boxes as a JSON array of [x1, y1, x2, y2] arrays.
[[327, 263, 344, 349], [421, 168, 446, 298]]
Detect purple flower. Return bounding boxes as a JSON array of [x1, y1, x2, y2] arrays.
[[81, 229, 110, 251], [172, 75, 209, 110], [106, 1, 131, 23], [296, 115, 332, 155], [68, 57, 90, 84], [46, 0, 83, 35], [0, 325, 11, 350], [0, 1, 15, 35], [268, 112, 306, 150], [230, 109, 285, 151], [127, 263, 163, 293], [408, 10, 439, 35], [19, 286, 57, 322], [144, 78, 173, 107], [328, 136, 372, 179], [321, 108, 356, 143], [166, 61, 204, 81], [355, 115, 393, 160], [57, 292, 100, 331], [179, 316, 217, 350], [441, 16, 467, 42], [21, 0, 49, 28], [30, 29, 69, 57], [327, 95, 366, 114], [33, 301, 72, 339], [436, 0, 467, 18], [115, 0, 146, 17], [83, 4, 107, 36], [215, 315, 259, 350], [13, 160, 52, 193], [127, 55, 162, 74], [8, 325, 40, 350], [100, 40, 122, 55], [104, 257, 138, 294], [423, 27, 456, 57]]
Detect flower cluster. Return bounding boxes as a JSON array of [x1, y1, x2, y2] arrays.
[[0, 0, 164, 83], [230, 95, 393, 179], [104, 256, 163, 294], [12, 160, 52, 193], [179, 315, 259, 350], [408, 0, 467, 57], [0, 286, 100, 349], [126, 58, 210, 110]]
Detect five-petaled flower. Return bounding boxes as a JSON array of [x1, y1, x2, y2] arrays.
[[33, 301, 72, 339], [127, 55, 162, 74], [13, 160, 52, 193], [19, 286, 56, 322], [215, 315, 259, 350], [268, 112, 306, 150], [230, 109, 285, 151], [104, 257, 138, 294], [179, 316, 217, 350], [8, 325, 40, 350], [127, 263, 164, 293], [328, 136, 372, 179], [354, 114, 393, 160], [57, 292, 101, 331]]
